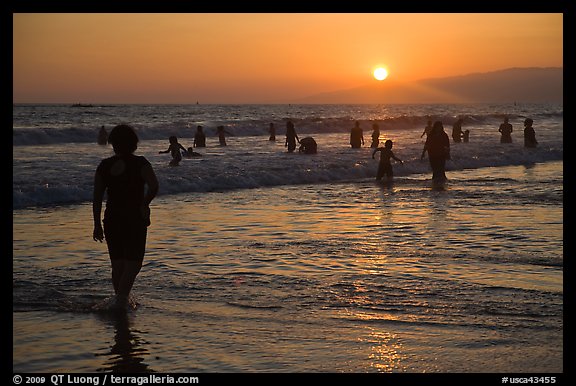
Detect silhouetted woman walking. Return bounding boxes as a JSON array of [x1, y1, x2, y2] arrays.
[[93, 124, 159, 309]]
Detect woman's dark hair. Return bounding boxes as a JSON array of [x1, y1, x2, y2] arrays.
[[431, 121, 444, 135], [108, 124, 139, 154]]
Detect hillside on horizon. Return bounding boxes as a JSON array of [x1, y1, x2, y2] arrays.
[[296, 67, 563, 104]]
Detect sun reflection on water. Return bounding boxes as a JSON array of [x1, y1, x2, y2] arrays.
[[362, 328, 405, 372]]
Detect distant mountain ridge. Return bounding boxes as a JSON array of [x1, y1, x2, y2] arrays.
[[297, 67, 563, 104]]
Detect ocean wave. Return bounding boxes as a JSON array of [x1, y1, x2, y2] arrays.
[[12, 156, 563, 210], [12, 103, 563, 209], [13, 103, 563, 146]]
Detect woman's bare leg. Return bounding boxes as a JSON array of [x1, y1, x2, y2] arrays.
[[111, 259, 143, 307]]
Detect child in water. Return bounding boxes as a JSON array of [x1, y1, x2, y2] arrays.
[[372, 140, 403, 181], [159, 136, 187, 166]]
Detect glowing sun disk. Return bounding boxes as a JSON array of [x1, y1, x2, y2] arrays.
[[373, 67, 388, 81]]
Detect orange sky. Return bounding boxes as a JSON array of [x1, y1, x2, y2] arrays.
[[13, 13, 563, 104]]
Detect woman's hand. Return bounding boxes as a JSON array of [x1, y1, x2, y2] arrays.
[[93, 223, 104, 242]]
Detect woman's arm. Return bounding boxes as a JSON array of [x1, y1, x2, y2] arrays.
[[140, 163, 159, 223], [141, 164, 159, 206], [92, 170, 105, 242]]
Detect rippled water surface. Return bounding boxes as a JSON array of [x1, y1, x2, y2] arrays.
[[13, 161, 562, 373]]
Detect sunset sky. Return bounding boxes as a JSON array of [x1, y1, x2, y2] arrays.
[[13, 13, 563, 104]]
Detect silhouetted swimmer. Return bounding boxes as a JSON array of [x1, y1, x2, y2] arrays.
[[93, 124, 159, 310], [299, 137, 317, 154], [183, 147, 202, 158], [421, 121, 450, 182], [350, 121, 365, 148], [523, 118, 538, 148], [269, 123, 276, 141], [159, 136, 187, 166], [370, 123, 380, 148], [98, 126, 108, 145], [217, 125, 232, 146], [372, 139, 403, 181], [452, 117, 463, 143], [421, 119, 433, 139], [285, 120, 299, 153], [194, 126, 206, 148], [499, 117, 513, 143], [462, 129, 470, 143]]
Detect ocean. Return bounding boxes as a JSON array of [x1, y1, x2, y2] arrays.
[[12, 103, 563, 374]]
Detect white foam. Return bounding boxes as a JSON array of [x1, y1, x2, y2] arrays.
[[91, 295, 139, 313], [12, 103, 563, 209]]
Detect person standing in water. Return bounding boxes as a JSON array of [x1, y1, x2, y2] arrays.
[[350, 121, 365, 148], [216, 125, 232, 146], [421, 121, 450, 182], [372, 139, 403, 181], [370, 123, 381, 148], [194, 126, 206, 148], [269, 123, 276, 141], [159, 135, 187, 166], [420, 119, 433, 139], [98, 126, 108, 145], [285, 120, 299, 153], [499, 117, 513, 143], [451, 117, 464, 143], [93, 124, 159, 310], [523, 118, 538, 148]]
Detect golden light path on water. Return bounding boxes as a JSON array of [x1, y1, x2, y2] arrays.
[[13, 161, 562, 372]]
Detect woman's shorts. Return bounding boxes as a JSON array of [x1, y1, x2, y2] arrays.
[[104, 218, 147, 261]]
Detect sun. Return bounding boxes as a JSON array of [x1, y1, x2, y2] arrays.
[[373, 67, 389, 81]]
